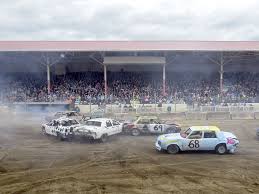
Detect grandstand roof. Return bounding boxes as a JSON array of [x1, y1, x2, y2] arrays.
[[1, 41, 259, 51]]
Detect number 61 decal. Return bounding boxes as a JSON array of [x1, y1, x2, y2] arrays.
[[188, 140, 200, 148], [154, 125, 163, 131]]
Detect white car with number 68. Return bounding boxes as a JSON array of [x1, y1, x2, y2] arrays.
[[156, 126, 239, 154], [74, 118, 122, 142]]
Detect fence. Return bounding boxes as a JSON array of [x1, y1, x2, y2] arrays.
[[190, 105, 256, 112]]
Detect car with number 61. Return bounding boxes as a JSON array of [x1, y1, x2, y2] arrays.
[[155, 126, 239, 154], [123, 116, 181, 136]]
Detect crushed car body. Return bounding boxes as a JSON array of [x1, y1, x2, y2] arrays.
[[42, 118, 81, 141]]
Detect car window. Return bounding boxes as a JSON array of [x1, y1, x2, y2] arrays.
[[112, 120, 120, 126], [71, 120, 79, 125], [61, 121, 70, 126], [67, 112, 73, 116], [106, 120, 112, 127], [188, 131, 202, 139], [184, 128, 191, 135], [150, 119, 159, 124], [204, 131, 217, 138], [137, 119, 149, 124], [154, 120, 160, 124], [48, 121, 53, 126], [85, 121, 102, 127], [53, 121, 59, 126]]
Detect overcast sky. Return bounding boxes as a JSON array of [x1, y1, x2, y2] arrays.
[[0, 0, 258, 40]]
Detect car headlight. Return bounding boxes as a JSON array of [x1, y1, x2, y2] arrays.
[[158, 140, 161, 146]]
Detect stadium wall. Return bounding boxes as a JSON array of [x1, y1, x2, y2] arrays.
[[77, 104, 259, 120]]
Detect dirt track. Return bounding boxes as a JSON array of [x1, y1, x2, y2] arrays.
[[0, 114, 259, 194]]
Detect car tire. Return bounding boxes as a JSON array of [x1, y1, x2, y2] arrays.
[[56, 133, 63, 141], [166, 128, 177, 134], [167, 144, 179, 154], [131, 128, 140, 136], [215, 144, 227, 155], [100, 134, 108, 143], [67, 134, 74, 142]]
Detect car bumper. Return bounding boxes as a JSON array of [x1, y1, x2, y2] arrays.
[[228, 142, 239, 153], [155, 141, 162, 151], [74, 132, 96, 139]]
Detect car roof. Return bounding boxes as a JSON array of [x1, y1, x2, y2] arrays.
[[190, 126, 220, 132], [55, 117, 76, 122], [56, 111, 76, 114], [87, 118, 112, 122], [137, 116, 158, 119]]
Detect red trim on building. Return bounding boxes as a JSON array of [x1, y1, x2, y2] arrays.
[[0, 41, 259, 51]]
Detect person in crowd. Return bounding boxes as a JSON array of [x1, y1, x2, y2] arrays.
[[0, 72, 259, 105]]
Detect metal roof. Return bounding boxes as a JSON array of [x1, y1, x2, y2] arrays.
[[1, 41, 259, 51], [190, 126, 220, 132]]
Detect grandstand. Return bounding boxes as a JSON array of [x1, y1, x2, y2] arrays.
[[1, 41, 259, 114]]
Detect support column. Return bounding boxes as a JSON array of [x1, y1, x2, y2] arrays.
[[104, 64, 107, 101], [47, 64, 51, 95], [163, 63, 166, 95], [219, 52, 224, 99], [220, 63, 224, 98]]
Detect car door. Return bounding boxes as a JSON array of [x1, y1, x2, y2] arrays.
[[136, 119, 149, 132], [200, 131, 219, 150], [112, 120, 121, 134], [105, 120, 113, 135], [182, 130, 203, 151], [149, 119, 164, 134]]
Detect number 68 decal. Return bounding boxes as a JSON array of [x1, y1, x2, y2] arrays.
[[154, 125, 163, 131], [188, 140, 200, 148]]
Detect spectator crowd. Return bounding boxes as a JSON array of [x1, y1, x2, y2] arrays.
[[1, 72, 259, 105]]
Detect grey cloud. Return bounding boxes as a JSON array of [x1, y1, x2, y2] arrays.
[[0, 0, 259, 40]]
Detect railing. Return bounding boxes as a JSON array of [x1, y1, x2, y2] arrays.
[[190, 105, 256, 112]]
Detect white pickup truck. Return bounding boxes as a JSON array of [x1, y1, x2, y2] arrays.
[[74, 118, 122, 142]]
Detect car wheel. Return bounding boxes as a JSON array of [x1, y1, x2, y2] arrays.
[[100, 134, 108, 143], [166, 128, 177, 134], [215, 144, 227, 155], [67, 134, 74, 142], [56, 133, 63, 141], [167, 144, 179, 154], [131, 128, 140, 136]]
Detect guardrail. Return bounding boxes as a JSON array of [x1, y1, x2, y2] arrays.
[[195, 105, 256, 112]]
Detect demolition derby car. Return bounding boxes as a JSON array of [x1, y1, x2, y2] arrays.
[[156, 126, 239, 154], [41, 118, 81, 141], [45, 111, 84, 122], [123, 116, 181, 136], [73, 118, 123, 142]]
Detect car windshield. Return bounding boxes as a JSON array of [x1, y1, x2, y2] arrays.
[[55, 112, 64, 116], [85, 121, 102, 127], [61, 120, 70, 126], [180, 128, 192, 138], [150, 119, 161, 124]]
